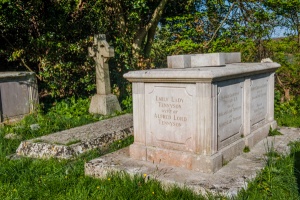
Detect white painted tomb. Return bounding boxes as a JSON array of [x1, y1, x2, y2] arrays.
[[124, 53, 280, 173]]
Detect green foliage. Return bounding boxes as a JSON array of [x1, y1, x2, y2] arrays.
[[106, 135, 134, 154], [243, 146, 250, 153], [121, 95, 133, 113], [1, 97, 99, 144], [152, 1, 277, 66], [1, 0, 300, 108], [236, 143, 299, 199], [275, 91, 300, 127], [1, 95, 300, 199], [268, 127, 283, 136], [0, 0, 108, 99], [0, 119, 210, 199]]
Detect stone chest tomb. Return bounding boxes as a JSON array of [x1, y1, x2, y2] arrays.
[[124, 53, 280, 173], [0, 72, 38, 123]]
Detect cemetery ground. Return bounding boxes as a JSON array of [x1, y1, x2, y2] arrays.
[[0, 97, 300, 199]]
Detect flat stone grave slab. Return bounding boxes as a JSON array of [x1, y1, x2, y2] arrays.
[[16, 114, 133, 159], [85, 127, 300, 197]]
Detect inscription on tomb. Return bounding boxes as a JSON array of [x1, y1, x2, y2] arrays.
[[217, 80, 243, 143], [154, 96, 187, 127], [251, 75, 268, 125], [146, 84, 195, 145]]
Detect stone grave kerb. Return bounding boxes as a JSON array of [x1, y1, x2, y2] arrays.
[[88, 34, 121, 115]]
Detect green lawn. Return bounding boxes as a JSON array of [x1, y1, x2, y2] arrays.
[[0, 97, 300, 199]]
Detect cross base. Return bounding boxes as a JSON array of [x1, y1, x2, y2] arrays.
[[89, 94, 121, 115]]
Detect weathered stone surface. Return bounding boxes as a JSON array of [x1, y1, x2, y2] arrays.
[[145, 83, 196, 152], [16, 114, 133, 159], [0, 72, 38, 123], [167, 55, 191, 68], [191, 53, 226, 67], [167, 52, 241, 68], [30, 124, 40, 131], [250, 74, 268, 126], [217, 79, 243, 149], [89, 94, 121, 115], [88, 34, 121, 115], [224, 52, 241, 64], [85, 127, 300, 197], [125, 63, 280, 82], [4, 133, 22, 140]]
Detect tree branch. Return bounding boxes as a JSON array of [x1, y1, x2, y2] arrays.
[[1, 34, 42, 80], [204, 2, 236, 48], [132, 0, 169, 54], [20, 58, 42, 81], [143, 19, 159, 58]]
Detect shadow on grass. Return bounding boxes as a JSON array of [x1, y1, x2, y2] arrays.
[[294, 151, 300, 194]]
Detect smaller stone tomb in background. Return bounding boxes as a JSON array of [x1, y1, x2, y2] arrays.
[[0, 72, 38, 123], [124, 52, 280, 173]]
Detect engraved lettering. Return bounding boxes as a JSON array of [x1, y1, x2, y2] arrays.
[[154, 95, 188, 127], [217, 81, 243, 142], [171, 97, 183, 103], [154, 113, 171, 119], [251, 77, 268, 125], [173, 115, 187, 121], [156, 96, 168, 102], [158, 102, 181, 109]]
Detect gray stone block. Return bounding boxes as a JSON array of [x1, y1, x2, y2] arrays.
[[167, 55, 191, 68], [89, 94, 121, 115], [0, 72, 38, 123], [191, 53, 225, 67], [167, 52, 241, 68]]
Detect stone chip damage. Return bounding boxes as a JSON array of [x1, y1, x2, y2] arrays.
[[16, 114, 133, 159]]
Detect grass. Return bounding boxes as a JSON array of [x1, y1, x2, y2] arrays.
[[275, 94, 300, 128], [65, 139, 82, 146], [236, 142, 300, 200], [1, 96, 300, 199], [243, 146, 250, 153], [268, 127, 283, 136], [0, 132, 213, 199], [0, 97, 213, 199]]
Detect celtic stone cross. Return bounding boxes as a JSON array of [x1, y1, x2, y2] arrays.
[[88, 34, 121, 115]]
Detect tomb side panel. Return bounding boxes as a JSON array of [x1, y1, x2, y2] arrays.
[[0, 81, 30, 119], [250, 74, 269, 128], [196, 82, 215, 155], [217, 78, 244, 149], [145, 83, 197, 152], [132, 82, 146, 144]]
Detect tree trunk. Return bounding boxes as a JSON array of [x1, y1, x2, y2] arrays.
[[132, 0, 169, 59], [144, 20, 159, 59]]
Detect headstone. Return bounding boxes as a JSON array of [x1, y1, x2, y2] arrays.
[[0, 72, 38, 123], [88, 34, 121, 115], [124, 52, 280, 173]]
